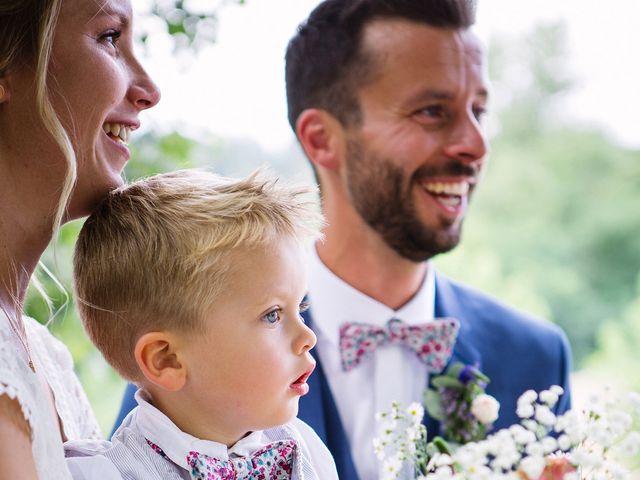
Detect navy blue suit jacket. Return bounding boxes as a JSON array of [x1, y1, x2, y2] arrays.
[[113, 273, 572, 480]]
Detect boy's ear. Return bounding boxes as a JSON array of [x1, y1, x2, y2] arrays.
[[134, 332, 187, 392], [295, 108, 345, 172]]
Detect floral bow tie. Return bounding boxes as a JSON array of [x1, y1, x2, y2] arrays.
[[339, 317, 460, 372], [187, 439, 296, 480], [146, 438, 296, 480]]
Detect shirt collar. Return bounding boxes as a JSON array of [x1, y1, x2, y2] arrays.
[[134, 389, 266, 470], [306, 245, 436, 346]]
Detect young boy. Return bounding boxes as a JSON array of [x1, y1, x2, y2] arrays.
[[64, 170, 337, 479]]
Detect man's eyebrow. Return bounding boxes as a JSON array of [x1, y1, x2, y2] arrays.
[[407, 87, 489, 105]]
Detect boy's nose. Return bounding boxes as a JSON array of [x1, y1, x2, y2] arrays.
[[295, 320, 317, 354]]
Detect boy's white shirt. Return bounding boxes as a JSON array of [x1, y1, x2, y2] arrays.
[[65, 389, 338, 480]]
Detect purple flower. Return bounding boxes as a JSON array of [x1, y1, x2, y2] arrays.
[[458, 363, 481, 384]]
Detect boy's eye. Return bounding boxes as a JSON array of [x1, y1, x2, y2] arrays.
[[473, 105, 487, 122], [262, 309, 281, 325], [299, 301, 310, 314]]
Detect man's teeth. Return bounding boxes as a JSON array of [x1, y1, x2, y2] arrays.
[[422, 181, 469, 196], [103, 123, 131, 144]]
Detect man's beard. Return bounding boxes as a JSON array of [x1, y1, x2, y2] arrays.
[[344, 138, 470, 262]]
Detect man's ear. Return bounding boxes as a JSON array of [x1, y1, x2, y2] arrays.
[[134, 332, 187, 392], [295, 109, 345, 172]]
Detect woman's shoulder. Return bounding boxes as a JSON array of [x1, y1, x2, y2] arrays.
[[24, 316, 102, 441], [0, 314, 73, 479]]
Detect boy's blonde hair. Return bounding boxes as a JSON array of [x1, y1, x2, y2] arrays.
[[74, 169, 321, 381]]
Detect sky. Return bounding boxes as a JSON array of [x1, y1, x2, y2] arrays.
[[138, 0, 640, 152]]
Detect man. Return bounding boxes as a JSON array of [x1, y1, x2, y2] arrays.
[[113, 1, 572, 478], [285, 0, 572, 479]]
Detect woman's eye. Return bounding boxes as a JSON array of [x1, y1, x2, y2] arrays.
[[263, 309, 281, 325], [100, 30, 121, 46]]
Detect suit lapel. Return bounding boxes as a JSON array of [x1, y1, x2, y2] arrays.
[[423, 274, 482, 441], [435, 273, 481, 368], [299, 309, 360, 480]]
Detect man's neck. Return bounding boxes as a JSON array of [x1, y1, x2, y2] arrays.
[[315, 234, 428, 311]]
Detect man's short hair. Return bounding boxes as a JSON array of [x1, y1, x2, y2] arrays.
[[285, 0, 477, 129], [74, 169, 321, 381]]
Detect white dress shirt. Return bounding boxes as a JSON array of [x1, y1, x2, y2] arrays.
[[65, 389, 338, 480], [306, 247, 436, 480]]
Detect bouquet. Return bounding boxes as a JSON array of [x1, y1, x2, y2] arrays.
[[374, 363, 640, 479]]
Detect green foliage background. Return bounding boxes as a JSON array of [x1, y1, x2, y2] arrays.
[[25, 22, 640, 436]]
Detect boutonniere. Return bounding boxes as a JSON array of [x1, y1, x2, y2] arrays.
[[423, 362, 498, 444]]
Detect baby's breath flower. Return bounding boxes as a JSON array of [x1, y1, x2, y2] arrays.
[[619, 431, 640, 456], [538, 389, 559, 407], [516, 403, 535, 419], [534, 404, 556, 427], [549, 385, 564, 396], [519, 455, 545, 480], [518, 390, 538, 406]]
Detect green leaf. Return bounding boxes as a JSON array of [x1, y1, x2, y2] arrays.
[[445, 362, 466, 378], [424, 389, 445, 420], [432, 377, 464, 389]]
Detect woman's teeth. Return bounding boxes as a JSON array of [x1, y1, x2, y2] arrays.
[[103, 123, 131, 144]]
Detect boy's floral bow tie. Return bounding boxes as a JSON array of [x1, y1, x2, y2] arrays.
[[187, 439, 296, 480], [146, 438, 296, 480], [339, 317, 459, 372]]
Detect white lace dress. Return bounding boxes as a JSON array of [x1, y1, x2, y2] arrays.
[[0, 316, 101, 479]]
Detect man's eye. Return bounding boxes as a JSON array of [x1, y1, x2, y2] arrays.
[[420, 105, 444, 118], [263, 309, 281, 325]]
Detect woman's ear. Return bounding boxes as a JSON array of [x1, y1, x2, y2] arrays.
[[134, 332, 187, 392], [295, 109, 345, 172], [0, 79, 9, 104]]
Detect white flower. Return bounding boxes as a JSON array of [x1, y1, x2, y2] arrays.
[[471, 394, 500, 424], [541, 436, 557, 454], [619, 431, 640, 456], [519, 455, 545, 480], [406, 402, 425, 424], [557, 433, 572, 451], [629, 392, 640, 411], [539, 389, 559, 407], [509, 425, 537, 445], [549, 385, 564, 396], [516, 403, 535, 419], [518, 390, 538, 406], [534, 404, 556, 427], [381, 454, 403, 480]]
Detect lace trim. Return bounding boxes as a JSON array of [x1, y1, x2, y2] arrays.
[[0, 376, 36, 440], [26, 318, 102, 440]]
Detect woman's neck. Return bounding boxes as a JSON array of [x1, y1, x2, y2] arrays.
[[0, 202, 54, 312]]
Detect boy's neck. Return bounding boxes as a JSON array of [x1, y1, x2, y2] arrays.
[[144, 387, 249, 448]]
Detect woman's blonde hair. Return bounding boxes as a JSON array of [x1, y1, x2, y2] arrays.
[[1, 0, 77, 234], [74, 169, 322, 381]]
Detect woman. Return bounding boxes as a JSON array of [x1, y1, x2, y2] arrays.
[[0, 0, 160, 477]]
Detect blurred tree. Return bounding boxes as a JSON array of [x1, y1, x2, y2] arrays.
[[141, 0, 246, 50]]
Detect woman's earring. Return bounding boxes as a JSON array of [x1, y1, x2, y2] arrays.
[[0, 84, 6, 102]]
